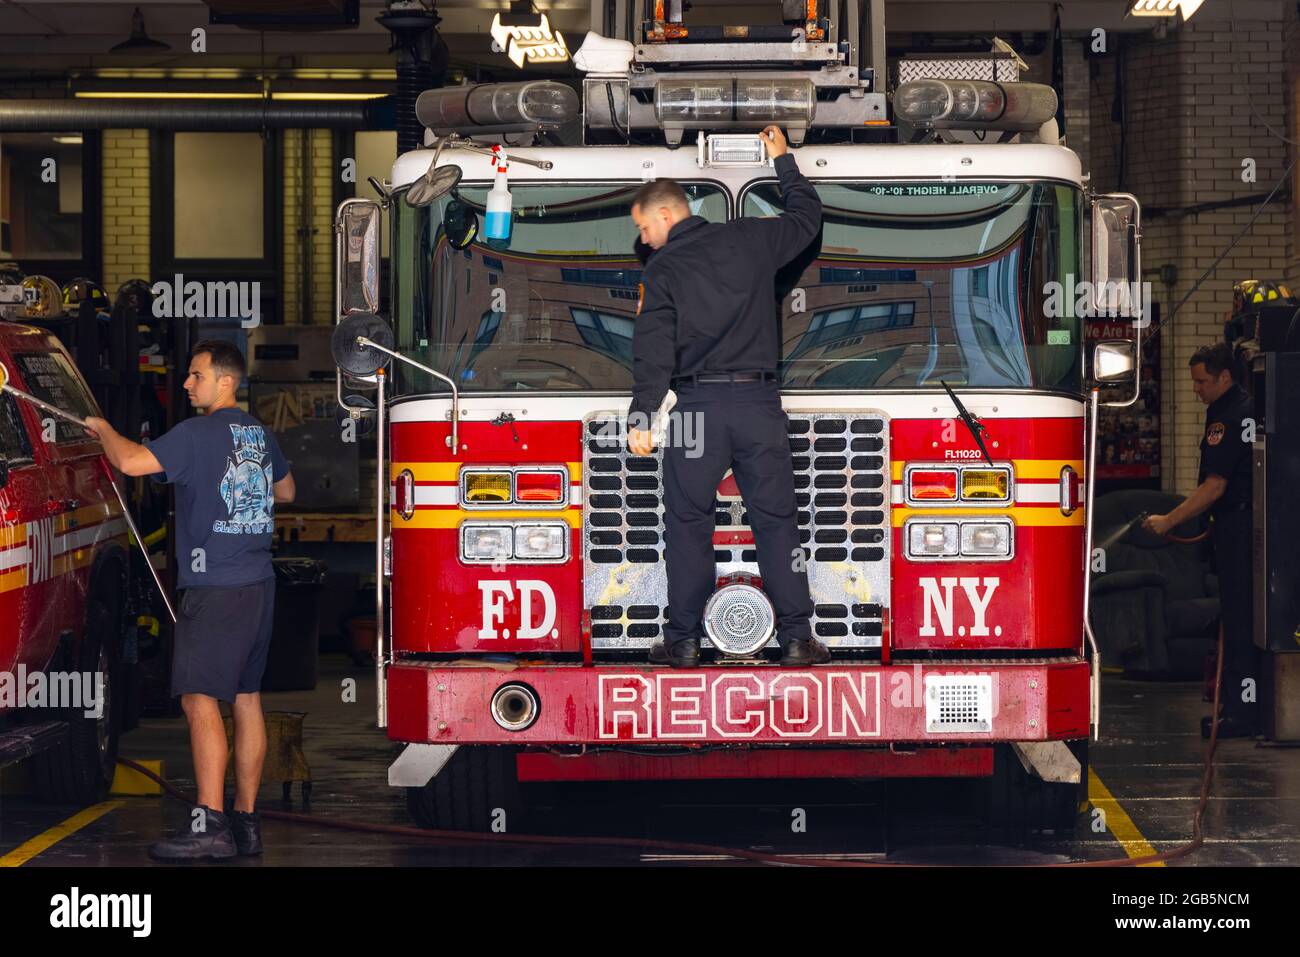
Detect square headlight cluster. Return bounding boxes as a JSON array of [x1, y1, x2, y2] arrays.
[[461, 522, 567, 564], [906, 519, 1013, 561]]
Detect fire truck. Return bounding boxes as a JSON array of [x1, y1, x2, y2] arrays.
[[332, 6, 1144, 834], [0, 320, 134, 804]]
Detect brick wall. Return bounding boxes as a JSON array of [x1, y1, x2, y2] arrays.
[[1287, 0, 1300, 289], [282, 128, 336, 325], [1086, 15, 1295, 495], [100, 129, 150, 292]]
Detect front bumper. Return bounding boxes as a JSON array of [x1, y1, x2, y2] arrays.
[[386, 658, 1090, 745]]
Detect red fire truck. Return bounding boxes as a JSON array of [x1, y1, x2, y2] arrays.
[[333, 22, 1143, 833], [0, 320, 134, 803]]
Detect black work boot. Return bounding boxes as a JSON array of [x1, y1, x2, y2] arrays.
[[649, 637, 700, 668], [780, 638, 831, 666], [229, 809, 263, 856], [148, 805, 237, 862]]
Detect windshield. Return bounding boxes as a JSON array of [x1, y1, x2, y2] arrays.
[[390, 178, 1082, 396], [391, 181, 729, 394], [744, 181, 1082, 390]]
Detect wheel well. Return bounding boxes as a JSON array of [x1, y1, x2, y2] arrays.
[[87, 546, 129, 637]]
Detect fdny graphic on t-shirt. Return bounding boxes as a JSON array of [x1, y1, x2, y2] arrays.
[[214, 423, 274, 534]]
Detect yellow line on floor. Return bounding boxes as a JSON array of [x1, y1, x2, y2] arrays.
[[1088, 768, 1163, 866], [0, 800, 124, 867]]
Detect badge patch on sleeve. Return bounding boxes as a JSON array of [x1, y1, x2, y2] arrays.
[[1206, 422, 1225, 446], [636, 282, 644, 316]]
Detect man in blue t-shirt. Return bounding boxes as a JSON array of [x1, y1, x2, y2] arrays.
[[87, 339, 295, 862]]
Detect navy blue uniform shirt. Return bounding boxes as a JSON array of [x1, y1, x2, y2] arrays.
[[628, 152, 823, 421], [148, 407, 290, 589], [1198, 383, 1253, 516]]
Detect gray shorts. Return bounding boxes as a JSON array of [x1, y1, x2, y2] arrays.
[[172, 578, 276, 702]]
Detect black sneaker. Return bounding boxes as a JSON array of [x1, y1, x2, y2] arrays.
[[780, 638, 832, 666], [148, 806, 237, 862], [648, 637, 700, 668], [229, 809, 263, 856]]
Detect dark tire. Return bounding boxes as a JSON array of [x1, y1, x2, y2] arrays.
[[31, 599, 123, 805], [406, 746, 521, 832], [987, 739, 1088, 838]]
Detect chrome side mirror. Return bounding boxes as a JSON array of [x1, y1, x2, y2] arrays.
[[337, 199, 381, 317], [1091, 194, 1140, 316], [1091, 193, 1143, 407]]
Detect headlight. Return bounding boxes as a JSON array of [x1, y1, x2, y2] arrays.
[[960, 522, 1011, 557], [462, 524, 513, 562], [908, 522, 959, 557], [514, 523, 566, 561]]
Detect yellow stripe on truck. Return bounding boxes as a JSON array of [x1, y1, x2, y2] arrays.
[[393, 461, 584, 483], [395, 507, 583, 530], [0, 525, 27, 548]]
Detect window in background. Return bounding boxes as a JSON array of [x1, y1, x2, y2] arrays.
[[173, 132, 264, 259], [0, 133, 85, 260], [353, 130, 397, 259]]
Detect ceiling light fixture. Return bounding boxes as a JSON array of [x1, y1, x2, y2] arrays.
[[1127, 0, 1205, 18], [109, 7, 171, 53], [490, 2, 571, 67]]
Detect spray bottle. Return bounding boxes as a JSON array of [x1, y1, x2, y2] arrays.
[[484, 147, 513, 243]]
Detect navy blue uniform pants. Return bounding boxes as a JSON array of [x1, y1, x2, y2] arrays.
[[1211, 511, 1259, 724], [660, 380, 813, 649]]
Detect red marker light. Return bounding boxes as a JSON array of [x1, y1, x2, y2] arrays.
[[515, 470, 564, 503], [909, 468, 959, 501]]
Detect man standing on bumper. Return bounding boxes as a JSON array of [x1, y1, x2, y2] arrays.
[[86, 340, 295, 859], [628, 126, 826, 668]]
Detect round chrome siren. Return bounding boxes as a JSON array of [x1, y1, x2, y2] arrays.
[[703, 582, 775, 657], [490, 683, 540, 732]]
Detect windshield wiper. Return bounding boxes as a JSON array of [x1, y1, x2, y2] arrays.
[[939, 380, 994, 467]]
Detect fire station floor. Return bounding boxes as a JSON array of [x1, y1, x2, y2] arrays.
[[2, 656, 1298, 867]]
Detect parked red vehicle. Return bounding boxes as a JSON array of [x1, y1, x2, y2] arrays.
[[0, 320, 134, 803]]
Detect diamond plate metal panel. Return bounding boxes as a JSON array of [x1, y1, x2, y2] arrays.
[[897, 57, 1020, 83]]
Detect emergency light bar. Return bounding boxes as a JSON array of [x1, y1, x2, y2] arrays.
[[574, 29, 887, 146], [415, 81, 578, 132], [893, 79, 1056, 132], [655, 77, 814, 125]]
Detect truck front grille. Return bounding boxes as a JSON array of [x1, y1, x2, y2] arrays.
[[583, 410, 890, 650]]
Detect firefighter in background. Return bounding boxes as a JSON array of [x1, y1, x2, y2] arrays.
[[1144, 342, 1258, 738], [626, 125, 827, 668]]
